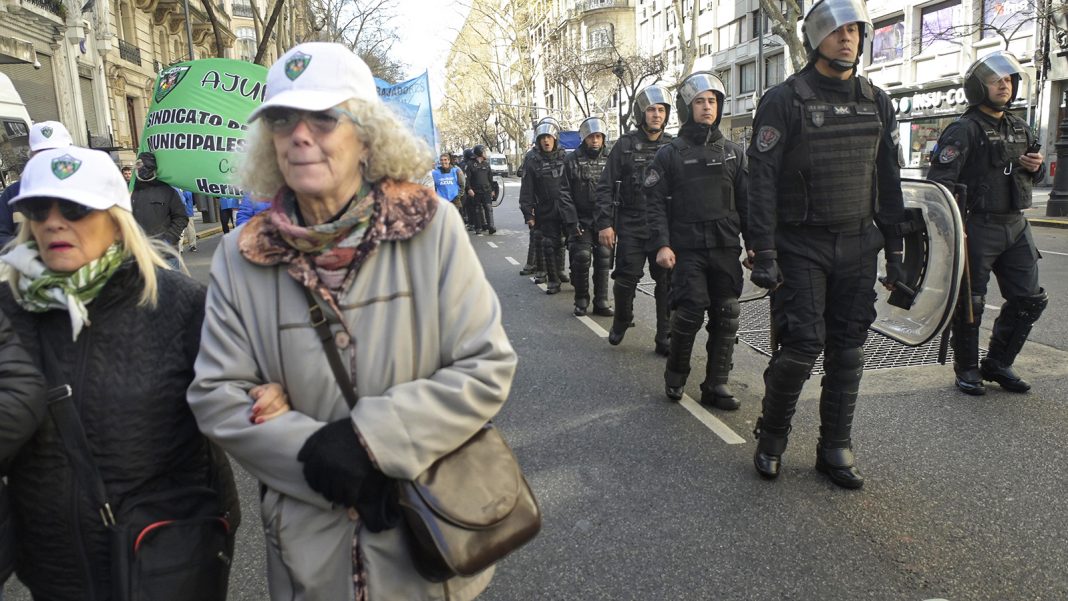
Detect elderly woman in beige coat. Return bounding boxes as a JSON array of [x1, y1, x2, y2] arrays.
[[188, 42, 517, 601]]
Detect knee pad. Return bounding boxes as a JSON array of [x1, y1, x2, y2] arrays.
[[822, 346, 864, 391], [572, 249, 592, 269], [672, 307, 706, 335], [709, 298, 740, 331], [1005, 289, 1048, 325], [615, 275, 640, 290], [768, 347, 819, 387]]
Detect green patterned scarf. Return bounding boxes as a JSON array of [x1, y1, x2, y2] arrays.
[[0, 241, 125, 340]]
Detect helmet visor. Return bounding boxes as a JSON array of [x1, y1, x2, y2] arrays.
[[968, 52, 1025, 85], [579, 117, 608, 142], [534, 121, 560, 139], [804, 0, 872, 49], [634, 86, 671, 114], [679, 72, 726, 106]]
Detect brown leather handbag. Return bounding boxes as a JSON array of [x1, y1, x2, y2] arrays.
[[305, 290, 542, 582]]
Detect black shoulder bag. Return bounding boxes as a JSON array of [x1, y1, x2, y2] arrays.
[[39, 335, 232, 601], [303, 288, 541, 582]]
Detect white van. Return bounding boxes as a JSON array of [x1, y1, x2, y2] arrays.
[[0, 72, 32, 187], [488, 151, 509, 177]]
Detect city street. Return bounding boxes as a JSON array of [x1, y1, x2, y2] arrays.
[[6, 178, 1068, 601]]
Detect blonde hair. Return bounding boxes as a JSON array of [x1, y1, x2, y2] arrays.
[[241, 98, 435, 198], [2, 206, 173, 307]]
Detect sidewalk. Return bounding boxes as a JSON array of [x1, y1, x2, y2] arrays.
[[192, 213, 224, 240], [1026, 186, 1068, 229]]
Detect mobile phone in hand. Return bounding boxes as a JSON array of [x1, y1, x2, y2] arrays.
[[1027, 141, 1041, 155]]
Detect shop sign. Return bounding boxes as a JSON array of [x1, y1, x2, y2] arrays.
[[891, 87, 969, 118]]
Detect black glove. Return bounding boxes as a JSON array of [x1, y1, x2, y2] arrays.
[[750, 250, 783, 290], [884, 252, 907, 288], [298, 419, 398, 531]]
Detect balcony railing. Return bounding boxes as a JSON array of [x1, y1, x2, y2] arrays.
[[233, 3, 254, 17], [575, 0, 629, 13], [25, 0, 65, 17], [118, 38, 142, 66]]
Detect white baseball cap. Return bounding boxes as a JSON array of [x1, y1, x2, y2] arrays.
[[9, 146, 132, 212], [248, 42, 379, 122], [28, 121, 74, 152]]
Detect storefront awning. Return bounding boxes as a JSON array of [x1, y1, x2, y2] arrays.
[[0, 36, 38, 65]]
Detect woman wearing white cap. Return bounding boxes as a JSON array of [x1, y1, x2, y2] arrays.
[[0, 146, 241, 600], [189, 42, 517, 600]]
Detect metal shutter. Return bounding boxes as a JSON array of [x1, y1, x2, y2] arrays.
[[79, 75, 99, 135], [0, 53, 60, 123]]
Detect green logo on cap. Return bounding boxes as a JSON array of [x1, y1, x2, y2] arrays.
[[285, 52, 312, 81], [51, 154, 82, 180], [41, 126, 53, 138], [154, 66, 191, 103]]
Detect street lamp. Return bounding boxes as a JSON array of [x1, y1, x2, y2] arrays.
[[612, 58, 626, 136], [1049, 90, 1068, 216]]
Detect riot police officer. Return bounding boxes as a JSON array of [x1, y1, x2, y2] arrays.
[[518, 138, 546, 279], [747, 0, 908, 489], [645, 72, 748, 410], [561, 116, 614, 317], [465, 144, 495, 234], [594, 85, 674, 355], [519, 118, 569, 294], [460, 147, 476, 229], [927, 52, 1047, 396]]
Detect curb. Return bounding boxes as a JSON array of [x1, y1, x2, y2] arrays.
[[195, 226, 223, 239], [1027, 218, 1068, 230]]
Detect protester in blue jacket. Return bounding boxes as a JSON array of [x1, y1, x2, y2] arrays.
[[219, 196, 239, 234], [235, 193, 270, 226]]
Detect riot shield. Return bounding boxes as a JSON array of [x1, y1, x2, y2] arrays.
[[871, 178, 965, 346]]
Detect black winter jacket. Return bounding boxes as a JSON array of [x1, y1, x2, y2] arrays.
[[0, 264, 239, 601], [131, 180, 188, 247], [0, 307, 46, 585]]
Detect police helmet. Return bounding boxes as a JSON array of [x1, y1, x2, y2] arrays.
[[578, 116, 609, 145], [473, 144, 487, 158], [801, 0, 872, 71], [963, 51, 1024, 110], [631, 85, 672, 130], [675, 71, 726, 126], [463, 148, 474, 161], [534, 117, 561, 142]]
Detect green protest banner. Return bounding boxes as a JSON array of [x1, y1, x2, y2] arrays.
[[137, 58, 266, 197]]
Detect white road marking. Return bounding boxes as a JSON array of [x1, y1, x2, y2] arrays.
[[487, 241, 499, 248], [1039, 249, 1068, 256], [576, 315, 609, 338], [985, 305, 1001, 312], [536, 282, 547, 292], [505, 256, 520, 265], [679, 395, 747, 445]]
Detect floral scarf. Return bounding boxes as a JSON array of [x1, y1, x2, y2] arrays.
[[1, 241, 125, 340]]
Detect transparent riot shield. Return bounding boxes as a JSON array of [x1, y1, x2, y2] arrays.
[[872, 178, 965, 346]]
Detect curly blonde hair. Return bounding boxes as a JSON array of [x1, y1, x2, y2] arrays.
[[241, 98, 435, 198], [2, 207, 173, 307]]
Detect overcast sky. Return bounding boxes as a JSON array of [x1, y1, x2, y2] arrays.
[[390, 1, 471, 108]]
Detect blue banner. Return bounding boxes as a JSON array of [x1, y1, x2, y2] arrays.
[[375, 72, 437, 153]]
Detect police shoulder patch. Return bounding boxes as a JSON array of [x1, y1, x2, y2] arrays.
[[756, 126, 781, 152], [643, 168, 661, 188], [938, 144, 960, 164]]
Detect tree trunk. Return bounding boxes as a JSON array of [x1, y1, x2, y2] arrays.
[[202, 0, 227, 58], [759, 0, 807, 74], [256, 0, 287, 65]]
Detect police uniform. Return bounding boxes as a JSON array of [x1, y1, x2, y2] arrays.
[[646, 119, 748, 408], [517, 146, 545, 277], [519, 145, 568, 293], [927, 107, 1047, 394], [465, 158, 494, 234], [594, 129, 674, 352], [747, 65, 906, 488], [560, 142, 612, 315]]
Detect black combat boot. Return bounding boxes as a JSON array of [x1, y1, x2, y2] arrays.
[[591, 249, 614, 316], [664, 309, 703, 401], [532, 236, 547, 284], [699, 299, 741, 411], [483, 202, 496, 235], [980, 290, 1047, 393], [951, 295, 985, 395], [815, 347, 865, 490], [653, 283, 671, 356], [571, 248, 591, 316], [545, 242, 561, 295], [753, 348, 816, 480], [608, 281, 636, 345]]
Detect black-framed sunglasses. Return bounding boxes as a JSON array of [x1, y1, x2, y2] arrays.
[[260, 107, 358, 135], [15, 198, 95, 223]]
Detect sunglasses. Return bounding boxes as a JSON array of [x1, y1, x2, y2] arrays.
[[261, 107, 357, 135], [15, 198, 95, 222]]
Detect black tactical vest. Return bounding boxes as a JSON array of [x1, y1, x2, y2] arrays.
[[620, 133, 670, 209], [532, 149, 566, 218], [573, 149, 608, 215], [468, 160, 492, 191], [959, 112, 1032, 212], [779, 74, 881, 225], [668, 136, 737, 223]]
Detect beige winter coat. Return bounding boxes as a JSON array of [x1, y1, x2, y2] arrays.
[[188, 181, 517, 601]]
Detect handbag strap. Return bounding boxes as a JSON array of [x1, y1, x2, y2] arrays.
[[37, 333, 117, 527], [302, 287, 359, 409]]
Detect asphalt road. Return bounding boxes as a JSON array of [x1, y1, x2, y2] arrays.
[[6, 179, 1068, 601]]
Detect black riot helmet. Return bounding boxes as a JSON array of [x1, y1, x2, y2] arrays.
[[578, 116, 609, 145], [801, 0, 872, 72], [631, 85, 672, 132], [675, 71, 727, 126], [473, 144, 487, 158], [463, 148, 475, 162], [963, 51, 1025, 112]]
